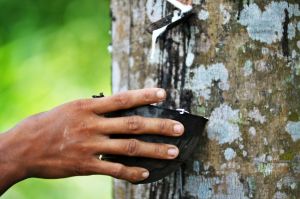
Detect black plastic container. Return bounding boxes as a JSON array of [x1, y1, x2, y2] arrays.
[[103, 105, 208, 184]]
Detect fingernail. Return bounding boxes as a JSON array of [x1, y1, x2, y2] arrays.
[[173, 123, 184, 135], [142, 171, 149, 179], [168, 147, 179, 157], [156, 89, 166, 100]]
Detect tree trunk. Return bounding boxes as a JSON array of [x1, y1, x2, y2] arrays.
[[110, 0, 300, 198]]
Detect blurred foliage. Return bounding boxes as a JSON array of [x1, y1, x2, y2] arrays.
[[0, 0, 112, 198]]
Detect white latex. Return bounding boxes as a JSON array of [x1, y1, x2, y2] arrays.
[[167, 0, 192, 13]]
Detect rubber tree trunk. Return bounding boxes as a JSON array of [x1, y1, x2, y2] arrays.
[[110, 0, 300, 198]]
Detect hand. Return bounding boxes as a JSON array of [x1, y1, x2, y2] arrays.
[[0, 88, 184, 194]]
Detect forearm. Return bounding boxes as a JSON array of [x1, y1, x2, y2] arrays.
[[0, 130, 27, 195], [0, 163, 25, 195]]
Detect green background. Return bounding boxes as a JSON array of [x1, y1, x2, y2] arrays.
[[0, 0, 112, 198]]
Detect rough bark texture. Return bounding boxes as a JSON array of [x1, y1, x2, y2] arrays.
[[110, 0, 300, 198]]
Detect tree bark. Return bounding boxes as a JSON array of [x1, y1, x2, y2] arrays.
[[110, 0, 300, 198]]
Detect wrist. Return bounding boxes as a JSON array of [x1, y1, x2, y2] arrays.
[[0, 130, 28, 195]]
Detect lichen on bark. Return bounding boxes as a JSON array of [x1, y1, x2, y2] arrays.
[[110, 0, 300, 198]]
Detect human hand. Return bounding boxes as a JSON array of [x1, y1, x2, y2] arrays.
[[0, 88, 184, 194]]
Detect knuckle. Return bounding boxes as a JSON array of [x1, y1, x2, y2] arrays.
[[72, 99, 89, 111], [143, 91, 153, 102], [159, 120, 168, 132], [85, 117, 100, 131], [78, 143, 91, 154], [112, 164, 125, 179], [125, 116, 144, 132], [130, 170, 141, 182], [78, 121, 92, 133], [126, 139, 139, 156], [92, 121, 103, 132], [74, 163, 85, 175], [80, 121, 88, 131], [113, 93, 129, 107], [154, 144, 164, 157]]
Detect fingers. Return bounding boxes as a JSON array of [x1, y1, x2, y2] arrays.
[[90, 88, 166, 114], [90, 159, 149, 182], [98, 116, 184, 136], [95, 139, 179, 160]]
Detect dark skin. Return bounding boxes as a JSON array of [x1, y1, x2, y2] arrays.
[[0, 88, 184, 195]]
